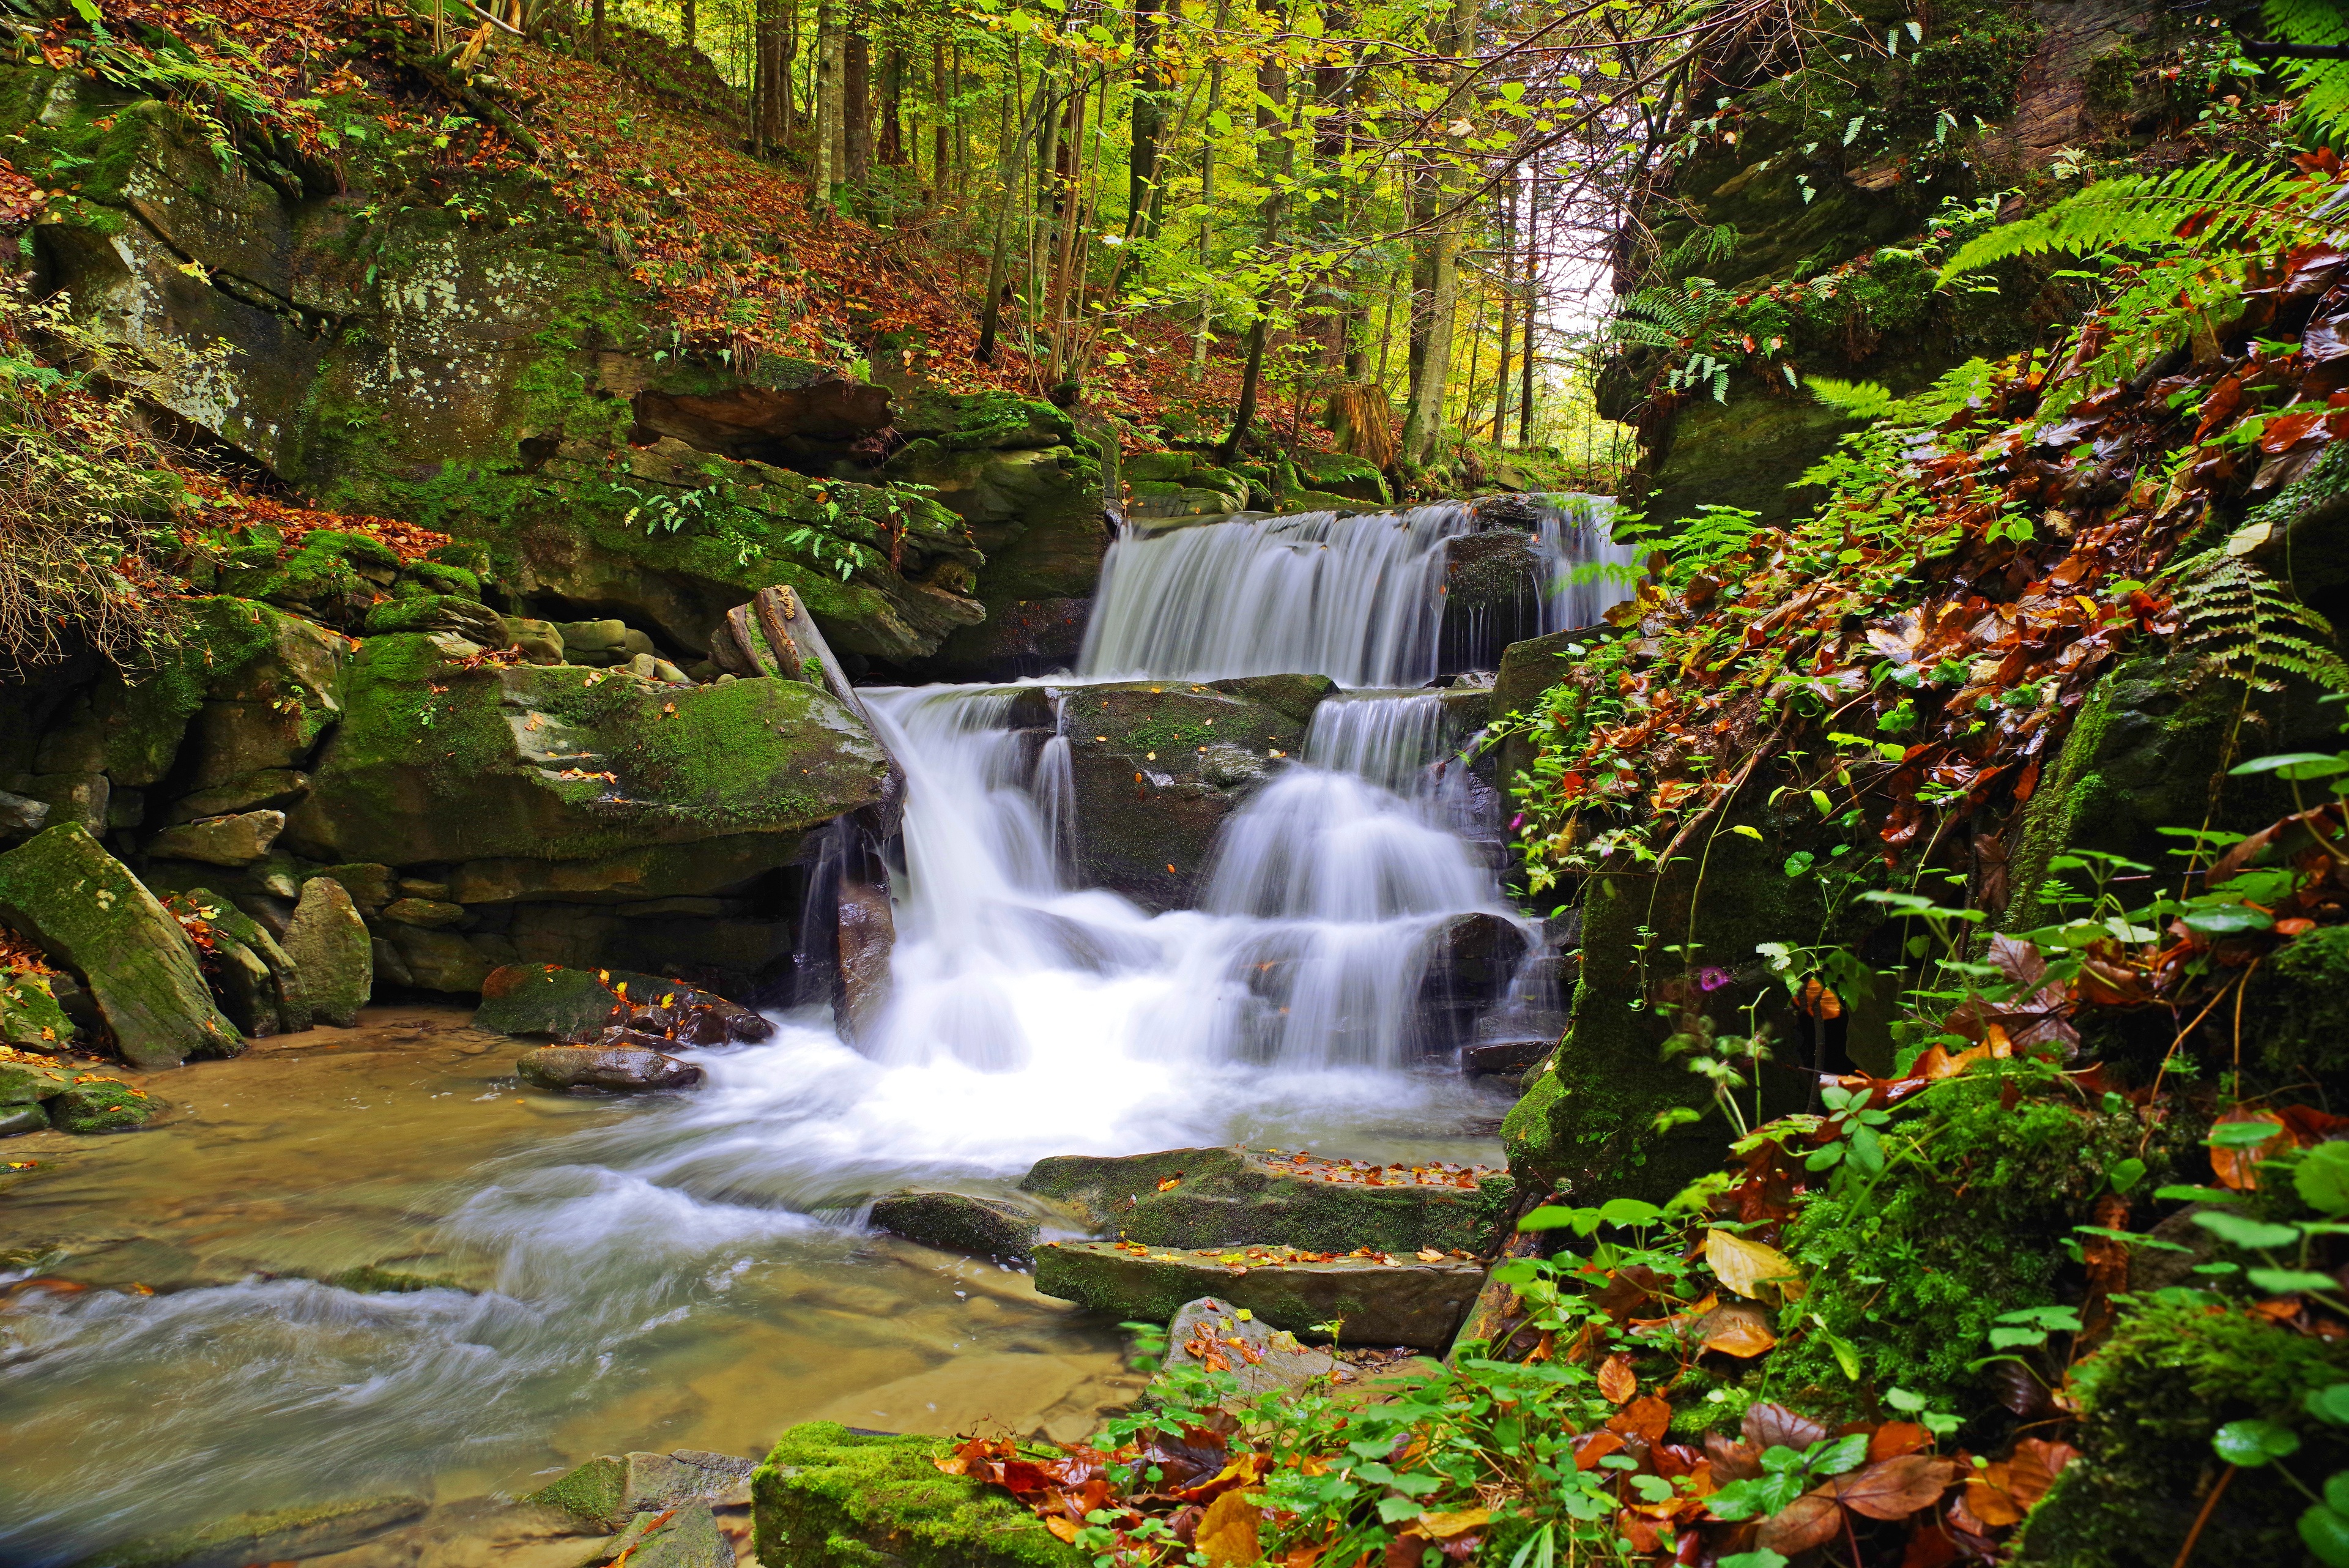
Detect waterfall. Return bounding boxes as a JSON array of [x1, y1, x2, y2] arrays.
[[1077, 494, 1633, 686]]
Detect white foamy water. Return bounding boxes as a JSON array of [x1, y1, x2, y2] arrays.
[[1078, 494, 1633, 685]]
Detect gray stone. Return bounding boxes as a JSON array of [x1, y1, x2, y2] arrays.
[[64, 1495, 429, 1568], [146, 810, 286, 868], [377, 924, 492, 992], [1163, 1295, 1340, 1396], [179, 888, 308, 1033], [163, 768, 310, 825], [0, 1102, 48, 1135], [508, 617, 565, 665], [516, 1044, 703, 1093], [1033, 1241, 1485, 1349], [0, 789, 50, 834], [525, 1449, 754, 1533], [869, 1190, 1044, 1260], [284, 876, 371, 1026], [13, 772, 109, 838], [0, 825, 242, 1070], [380, 897, 466, 929], [616, 1501, 734, 1568]]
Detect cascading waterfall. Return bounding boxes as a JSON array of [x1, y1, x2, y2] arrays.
[[1078, 494, 1633, 684]]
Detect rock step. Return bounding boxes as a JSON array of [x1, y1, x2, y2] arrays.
[[1033, 1239, 1488, 1350]]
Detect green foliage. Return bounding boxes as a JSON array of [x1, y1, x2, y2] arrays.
[[2266, 0, 2349, 138], [2166, 548, 2349, 696]]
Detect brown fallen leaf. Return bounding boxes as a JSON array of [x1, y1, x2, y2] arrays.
[[1756, 1492, 1844, 1555], [1868, 1421, 1932, 1462], [1196, 1488, 1263, 1567], [1705, 1228, 1803, 1299], [1607, 1394, 1672, 1443], [1822, 1454, 1962, 1520], [1597, 1353, 1638, 1404]]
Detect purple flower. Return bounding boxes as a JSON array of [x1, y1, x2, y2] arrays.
[[1697, 966, 1732, 992], [1508, 813, 1525, 831]]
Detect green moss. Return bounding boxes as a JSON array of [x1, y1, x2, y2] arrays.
[[396, 560, 481, 600], [50, 1079, 157, 1134], [2246, 926, 2349, 1083], [753, 1422, 1086, 1568], [2015, 1302, 2349, 1568], [1775, 1073, 2148, 1414], [0, 971, 75, 1052]]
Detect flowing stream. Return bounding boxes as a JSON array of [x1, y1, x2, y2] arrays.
[[0, 497, 1625, 1563]]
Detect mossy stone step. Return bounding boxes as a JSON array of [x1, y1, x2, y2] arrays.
[[753, 1422, 1083, 1568], [1033, 1239, 1487, 1349]]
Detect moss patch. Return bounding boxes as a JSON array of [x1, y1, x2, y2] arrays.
[[753, 1422, 1086, 1568]]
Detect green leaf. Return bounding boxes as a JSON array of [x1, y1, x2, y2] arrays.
[[2193, 1211, 2303, 1250], [1377, 1495, 1427, 1522], [2108, 1157, 2147, 1195], [2298, 1143, 2349, 1217], [2209, 1121, 2288, 1148], [1814, 1432, 1871, 1474], [1732, 824, 1762, 841], [2249, 1268, 2342, 1294], [2229, 751, 2349, 776], [2307, 1384, 2349, 1427], [1516, 1205, 1588, 1232], [2180, 902, 2274, 936], [2213, 1418, 2301, 1467], [1719, 1554, 1789, 1568], [2153, 1184, 2239, 1203], [2301, 1504, 2349, 1568]]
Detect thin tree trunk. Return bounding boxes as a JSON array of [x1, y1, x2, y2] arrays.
[[811, 0, 840, 206], [1219, 32, 1292, 466], [1494, 182, 1515, 442], [1130, 0, 1162, 233], [976, 58, 1049, 363], [932, 39, 949, 198], [681, 0, 695, 51], [1520, 174, 1538, 447], [590, 0, 603, 60], [780, 0, 796, 141], [845, 28, 872, 182], [1400, 0, 1478, 467]]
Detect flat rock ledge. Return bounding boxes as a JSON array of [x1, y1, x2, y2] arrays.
[[1033, 1239, 1487, 1349]]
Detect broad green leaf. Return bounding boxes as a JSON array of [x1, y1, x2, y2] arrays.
[[2308, 1384, 2349, 1427], [2249, 1268, 2342, 1294], [2213, 1418, 2301, 1466], [2192, 1211, 2302, 1250], [2298, 1143, 2349, 1217], [2208, 1121, 2287, 1148], [2302, 1504, 2349, 1568]]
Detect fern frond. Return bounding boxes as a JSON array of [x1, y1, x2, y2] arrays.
[[2268, 0, 2349, 136], [1936, 158, 2328, 284], [2167, 548, 2349, 694], [1805, 376, 1894, 418]]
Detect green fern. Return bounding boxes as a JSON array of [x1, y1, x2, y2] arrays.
[[1805, 376, 1895, 420], [2265, 0, 2349, 137], [1935, 158, 2327, 285], [2167, 548, 2349, 694]]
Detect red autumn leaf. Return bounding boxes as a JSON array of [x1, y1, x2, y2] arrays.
[[1821, 1454, 1964, 1520], [1607, 1395, 1673, 1443], [2260, 410, 2328, 453], [1756, 1492, 1845, 1555], [1868, 1421, 1933, 1462]]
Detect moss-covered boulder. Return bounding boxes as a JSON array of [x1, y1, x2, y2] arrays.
[[869, 1189, 1049, 1260], [284, 875, 371, 1027], [1, 968, 76, 1050], [178, 599, 352, 790], [753, 1422, 1086, 1568], [284, 635, 888, 874], [48, 1077, 157, 1134], [2015, 1301, 2349, 1568], [1292, 450, 1390, 505], [0, 824, 241, 1070], [178, 887, 309, 1035], [1033, 1241, 1485, 1348], [1047, 680, 1310, 910], [1022, 1146, 1513, 1255], [524, 1448, 755, 1533], [63, 1494, 429, 1568], [473, 962, 771, 1041]]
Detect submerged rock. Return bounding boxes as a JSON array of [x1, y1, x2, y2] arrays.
[[0, 825, 242, 1071], [64, 1493, 428, 1568], [1033, 1241, 1485, 1349], [48, 1079, 158, 1134], [869, 1190, 1047, 1260], [1163, 1295, 1340, 1396], [526, 1448, 755, 1534], [753, 1422, 1084, 1568], [1021, 1146, 1513, 1256], [515, 1044, 703, 1093], [594, 1501, 734, 1568]]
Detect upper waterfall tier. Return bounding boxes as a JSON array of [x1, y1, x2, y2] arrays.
[[1075, 496, 1633, 688]]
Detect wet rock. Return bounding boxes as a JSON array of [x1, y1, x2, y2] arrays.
[[922, 597, 1091, 683], [65, 1493, 430, 1568], [834, 877, 894, 1040], [380, 896, 466, 929], [146, 809, 286, 868], [1438, 530, 1548, 674], [374, 925, 495, 993], [1048, 682, 1310, 911], [527, 1449, 756, 1533], [0, 1057, 72, 1105], [474, 964, 773, 1044], [1204, 672, 1337, 726], [592, 1501, 735, 1568], [1, 970, 78, 1050], [870, 1190, 1045, 1261], [754, 1422, 1085, 1568], [516, 1044, 703, 1093], [1419, 912, 1533, 1053], [1164, 1294, 1341, 1395], [1034, 1241, 1485, 1349], [0, 825, 243, 1070], [0, 1102, 46, 1135], [48, 1079, 158, 1134], [283, 875, 371, 1027], [1022, 1146, 1513, 1256], [162, 768, 310, 825], [1291, 451, 1390, 506], [283, 636, 888, 880], [0, 789, 51, 835]]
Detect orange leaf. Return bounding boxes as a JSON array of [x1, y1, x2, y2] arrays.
[[1197, 1490, 1263, 1567], [1822, 1455, 1961, 1520], [1757, 1493, 1845, 1555], [1608, 1395, 1672, 1443], [1868, 1421, 1932, 1462], [1965, 1468, 2025, 1528], [1597, 1353, 1638, 1404]]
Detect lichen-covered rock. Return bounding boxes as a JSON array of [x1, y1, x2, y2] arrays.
[[1163, 1295, 1339, 1396], [1047, 682, 1310, 910], [753, 1423, 1085, 1568], [1, 969, 76, 1050], [179, 600, 351, 789], [516, 1044, 703, 1093], [48, 1077, 158, 1134], [1033, 1241, 1485, 1348], [177, 887, 308, 1035], [0, 824, 242, 1070], [869, 1189, 1047, 1260], [1022, 1146, 1513, 1255], [147, 809, 286, 868], [283, 875, 371, 1027], [162, 768, 310, 825], [63, 1493, 429, 1568], [524, 1449, 755, 1533], [283, 636, 888, 878]]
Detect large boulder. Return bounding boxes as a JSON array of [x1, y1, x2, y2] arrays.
[[146, 810, 286, 868], [1033, 1240, 1485, 1349], [514, 1043, 703, 1093], [753, 1423, 1085, 1568], [1047, 681, 1315, 910], [0, 825, 241, 1069], [473, 964, 773, 1043], [177, 600, 351, 790], [283, 876, 371, 1027], [177, 889, 309, 1035], [283, 635, 890, 877], [1022, 1146, 1513, 1256]]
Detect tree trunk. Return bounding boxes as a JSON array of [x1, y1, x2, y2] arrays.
[[976, 61, 1049, 363], [811, 0, 839, 206], [844, 29, 872, 183], [1130, 0, 1162, 232], [932, 40, 949, 198], [1494, 182, 1515, 442], [1400, 0, 1478, 467], [1219, 35, 1292, 466], [878, 46, 904, 166], [1520, 173, 1538, 447], [681, 0, 695, 51], [779, 0, 798, 143], [590, 0, 603, 60]]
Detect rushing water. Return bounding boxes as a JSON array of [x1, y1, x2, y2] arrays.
[[0, 495, 1628, 1562]]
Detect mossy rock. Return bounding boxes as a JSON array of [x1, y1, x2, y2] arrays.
[[48, 1077, 159, 1134], [2246, 926, 2349, 1085], [285, 636, 888, 868], [867, 1189, 1047, 1260], [0, 824, 242, 1071], [472, 962, 637, 1039], [0, 1054, 72, 1105], [1021, 1146, 1513, 1255], [753, 1422, 1086, 1568], [1, 969, 76, 1051], [216, 530, 399, 626], [892, 387, 1077, 451], [362, 593, 507, 644], [1291, 450, 1389, 505], [1033, 1241, 1485, 1348], [2014, 1301, 2349, 1568]]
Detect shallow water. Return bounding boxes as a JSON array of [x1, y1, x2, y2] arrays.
[[0, 1006, 1508, 1563]]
